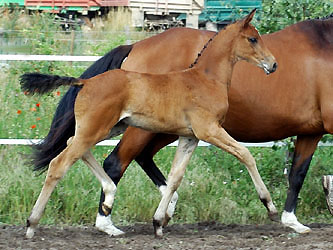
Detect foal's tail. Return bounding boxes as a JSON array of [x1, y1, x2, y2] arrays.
[[20, 73, 82, 95]]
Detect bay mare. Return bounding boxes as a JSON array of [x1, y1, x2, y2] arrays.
[[22, 10, 277, 238], [28, 15, 332, 234]]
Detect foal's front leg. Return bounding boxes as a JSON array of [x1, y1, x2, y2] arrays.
[[192, 121, 278, 221], [153, 136, 198, 237]]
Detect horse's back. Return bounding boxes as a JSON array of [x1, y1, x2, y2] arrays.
[[122, 27, 215, 73]]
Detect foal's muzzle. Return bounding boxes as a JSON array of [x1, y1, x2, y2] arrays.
[[263, 62, 277, 75]]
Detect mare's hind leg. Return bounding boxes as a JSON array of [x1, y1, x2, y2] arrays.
[[26, 136, 94, 238], [80, 150, 124, 236], [95, 128, 155, 235], [191, 118, 278, 221], [65, 136, 118, 217], [281, 135, 321, 233], [153, 136, 198, 237]]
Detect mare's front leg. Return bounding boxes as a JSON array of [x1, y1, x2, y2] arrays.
[[191, 119, 278, 221], [153, 136, 198, 237], [136, 133, 180, 226], [281, 135, 321, 233]]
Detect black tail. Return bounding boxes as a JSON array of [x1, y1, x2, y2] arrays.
[[28, 45, 133, 172], [20, 73, 80, 95]]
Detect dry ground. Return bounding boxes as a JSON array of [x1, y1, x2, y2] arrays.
[[1, 222, 333, 249]]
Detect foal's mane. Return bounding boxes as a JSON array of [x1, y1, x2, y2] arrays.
[[188, 18, 241, 68], [189, 32, 218, 69]]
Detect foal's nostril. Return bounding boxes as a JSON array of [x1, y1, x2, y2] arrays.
[[271, 62, 278, 72]]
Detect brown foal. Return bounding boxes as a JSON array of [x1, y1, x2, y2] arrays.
[[21, 9, 277, 238]]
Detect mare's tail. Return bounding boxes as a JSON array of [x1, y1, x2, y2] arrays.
[[23, 45, 132, 172]]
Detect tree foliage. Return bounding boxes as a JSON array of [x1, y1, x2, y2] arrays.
[[259, 0, 332, 33]]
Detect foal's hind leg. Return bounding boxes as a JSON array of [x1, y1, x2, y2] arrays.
[[26, 137, 94, 238], [191, 120, 278, 221], [153, 136, 198, 237]]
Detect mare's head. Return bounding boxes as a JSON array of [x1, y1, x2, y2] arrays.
[[232, 9, 277, 74]]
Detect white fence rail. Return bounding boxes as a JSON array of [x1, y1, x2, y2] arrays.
[[1, 139, 333, 147], [0, 139, 290, 147], [0, 54, 101, 62]]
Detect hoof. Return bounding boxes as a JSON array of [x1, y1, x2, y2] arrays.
[[95, 214, 125, 236], [281, 211, 312, 234], [268, 211, 280, 222], [102, 203, 112, 216], [26, 227, 35, 239], [153, 219, 163, 238], [298, 227, 312, 234]]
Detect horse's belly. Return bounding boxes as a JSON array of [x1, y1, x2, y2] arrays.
[[223, 111, 324, 142], [123, 116, 193, 137]]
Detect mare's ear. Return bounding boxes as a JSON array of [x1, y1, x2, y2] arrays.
[[241, 8, 256, 28]]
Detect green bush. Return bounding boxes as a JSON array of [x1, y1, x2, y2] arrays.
[[259, 0, 332, 33]]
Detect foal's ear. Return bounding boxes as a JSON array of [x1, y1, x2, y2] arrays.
[[241, 8, 256, 28]]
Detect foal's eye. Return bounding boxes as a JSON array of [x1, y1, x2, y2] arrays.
[[248, 37, 258, 44]]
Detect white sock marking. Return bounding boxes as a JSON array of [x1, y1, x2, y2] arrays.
[[281, 210, 311, 233], [95, 213, 124, 236]]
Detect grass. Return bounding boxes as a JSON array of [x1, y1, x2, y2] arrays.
[[1, 144, 333, 226]]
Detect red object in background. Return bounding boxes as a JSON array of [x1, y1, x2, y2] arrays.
[[24, 0, 128, 8]]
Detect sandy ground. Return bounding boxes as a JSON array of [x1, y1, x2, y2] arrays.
[[1, 222, 333, 249]]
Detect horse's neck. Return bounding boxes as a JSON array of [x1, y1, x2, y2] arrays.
[[193, 27, 237, 86]]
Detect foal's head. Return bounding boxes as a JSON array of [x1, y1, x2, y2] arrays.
[[232, 9, 277, 74]]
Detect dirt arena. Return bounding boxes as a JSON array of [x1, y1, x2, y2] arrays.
[[1, 222, 333, 249]]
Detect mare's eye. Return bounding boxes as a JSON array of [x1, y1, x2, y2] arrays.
[[248, 37, 258, 44]]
